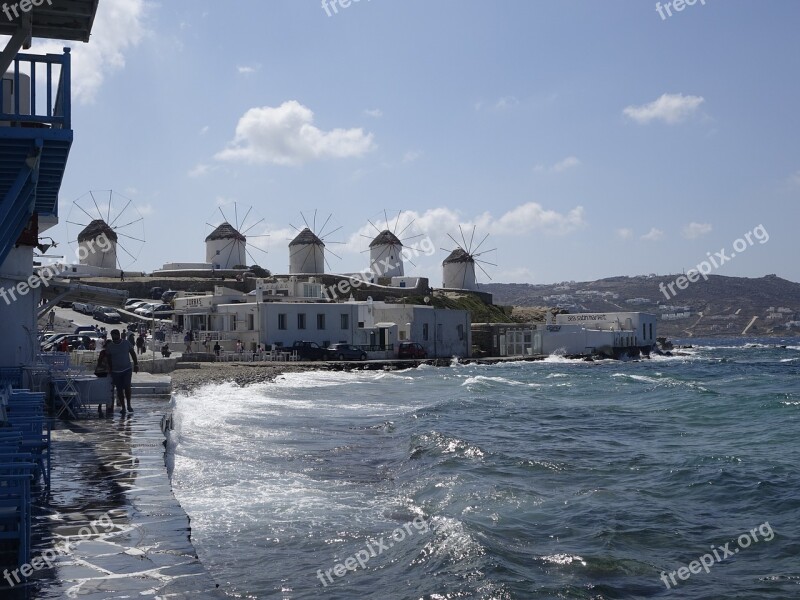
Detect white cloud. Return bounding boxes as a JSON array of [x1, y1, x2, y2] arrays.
[[29, 0, 148, 104], [199, 125, 210, 136], [682, 222, 712, 239], [188, 163, 212, 178], [616, 228, 634, 240], [402, 151, 421, 163], [534, 156, 581, 173], [215, 101, 376, 166], [138, 203, 155, 217], [494, 96, 519, 110], [641, 228, 665, 241], [623, 93, 704, 125], [364, 108, 383, 118], [237, 65, 259, 75]]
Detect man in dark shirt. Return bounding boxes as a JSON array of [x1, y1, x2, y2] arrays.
[[106, 329, 139, 414]]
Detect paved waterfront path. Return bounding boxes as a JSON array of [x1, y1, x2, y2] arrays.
[[19, 396, 226, 599]]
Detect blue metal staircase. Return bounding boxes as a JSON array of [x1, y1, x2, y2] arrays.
[[0, 49, 72, 265]]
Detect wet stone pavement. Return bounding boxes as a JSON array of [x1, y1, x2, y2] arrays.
[[3, 396, 226, 599]]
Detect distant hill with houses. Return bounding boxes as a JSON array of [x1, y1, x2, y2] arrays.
[[481, 274, 800, 338]]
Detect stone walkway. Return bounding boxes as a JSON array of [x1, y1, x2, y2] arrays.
[[2, 396, 226, 599]]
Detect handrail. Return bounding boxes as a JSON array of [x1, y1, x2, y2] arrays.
[[0, 48, 71, 130]]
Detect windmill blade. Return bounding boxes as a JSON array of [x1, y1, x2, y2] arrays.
[[467, 225, 477, 254], [326, 248, 342, 261], [116, 240, 139, 263], [447, 233, 465, 250], [89, 191, 103, 221], [458, 225, 469, 251], [289, 222, 302, 233], [405, 256, 417, 268], [115, 232, 146, 244], [313, 209, 318, 234], [475, 258, 498, 267], [318, 213, 333, 238], [66, 220, 89, 228], [473, 247, 497, 257], [218, 206, 230, 225], [367, 219, 383, 235], [106, 190, 112, 224], [472, 232, 491, 255], [397, 218, 416, 238], [246, 244, 269, 256], [74, 200, 97, 223], [234, 203, 239, 232], [114, 216, 144, 231], [476, 261, 493, 281], [320, 224, 343, 240], [301, 212, 311, 230], [399, 233, 424, 243], [393, 210, 402, 235], [109, 197, 133, 228], [240, 217, 265, 236], [239, 205, 253, 231]]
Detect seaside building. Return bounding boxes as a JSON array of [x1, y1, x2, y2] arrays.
[[472, 312, 657, 358], [442, 248, 478, 291], [172, 284, 471, 359]]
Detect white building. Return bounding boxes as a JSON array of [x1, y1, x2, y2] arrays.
[[206, 222, 247, 270], [172, 286, 471, 358]]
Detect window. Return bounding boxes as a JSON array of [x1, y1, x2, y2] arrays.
[[247, 314, 254, 331], [340, 313, 349, 329], [358, 321, 364, 328], [297, 313, 306, 330], [649, 323, 653, 340], [399, 330, 407, 340], [422, 323, 429, 341], [278, 314, 287, 330], [437, 324, 443, 342], [642, 324, 646, 340], [457, 324, 464, 341], [317, 314, 326, 330]]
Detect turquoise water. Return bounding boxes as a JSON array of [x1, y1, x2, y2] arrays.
[[169, 339, 800, 599]]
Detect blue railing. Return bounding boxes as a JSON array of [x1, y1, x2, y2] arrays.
[[0, 48, 71, 130]]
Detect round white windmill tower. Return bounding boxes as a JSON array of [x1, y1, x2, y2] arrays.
[[443, 248, 477, 290], [289, 228, 326, 274], [205, 222, 247, 269], [441, 226, 496, 290], [77, 219, 118, 270], [369, 230, 405, 278]]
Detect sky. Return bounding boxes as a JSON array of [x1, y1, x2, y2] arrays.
[[21, 0, 800, 285]]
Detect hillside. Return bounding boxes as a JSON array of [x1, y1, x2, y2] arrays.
[[481, 274, 800, 338]]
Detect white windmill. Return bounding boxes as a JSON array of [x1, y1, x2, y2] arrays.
[[66, 190, 146, 274], [362, 210, 422, 280], [288, 211, 342, 274], [205, 203, 269, 270], [442, 226, 497, 290]]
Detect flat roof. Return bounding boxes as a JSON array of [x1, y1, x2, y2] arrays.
[[0, 0, 100, 43]]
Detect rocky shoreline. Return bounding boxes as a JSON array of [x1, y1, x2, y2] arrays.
[[170, 362, 313, 393]]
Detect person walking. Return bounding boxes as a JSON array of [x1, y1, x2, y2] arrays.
[[106, 329, 139, 415], [213, 341, 221, 358], [184, 332, 192, 353], [136, 333, 146, 355]]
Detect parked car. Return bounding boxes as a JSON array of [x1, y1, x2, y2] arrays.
[[74, 325, 97, 335], [134, 303, 156, 316], [398, 342, 427, 359], [139, 303, 172, 318], [291, 341, 328, 361], [93, 306, 122, 323], [71, 301, 94, 315], [43, 334, 97, 352], [124, 298, 146, 309], [161, 290, 178, 303], [327, 343, 367, 361], [41, 333, 68, 351], [149, 287, 165, 300]]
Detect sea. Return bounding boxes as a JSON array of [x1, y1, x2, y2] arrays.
[[168, 338, 800, 599]]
